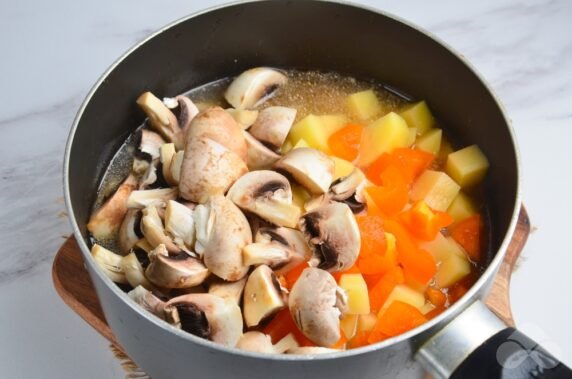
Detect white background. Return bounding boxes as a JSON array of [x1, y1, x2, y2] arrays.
[[0, 0, 570, 377]]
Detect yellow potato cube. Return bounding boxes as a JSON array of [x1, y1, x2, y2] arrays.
[[291, 183, 311, 211], [399, 100, 435, 135], [340, 314, 359, 340], [447, 192, 478, 223], [446, 145, 490, 188], [340, 274, 371, 315], [280, 139, 293, 154], [292, 138, 309, 149], [406, 127, 417, 147], [287, 114, 347, 154], [410, 170, 460, 211], [332, 157, 356, 180], [435, 252, 471, 288], [346, 89, 382, 121], [420, 233, 467, 262], [358, 313, 378, 332], [358, 112, 410, 167], [415, 128, 442, 155], [379, 284, 425, 316]]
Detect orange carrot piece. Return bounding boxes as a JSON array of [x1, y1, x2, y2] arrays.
[[425, 307, 445, 320], [283, 262, 309, 290], [449, 214, 482, 261], [425, 287, 447, 308], [366, 148, 434, 187], [371, 301, 427, 337], [368, 266, 405, 312], [400, 201, 454, 241], [262, 308, 315, 346], [366, 154, 393, 186], [347, 331, 371, 349], [367, 328, 391, 344], [330, 333, 348, 349], [328, 123, 364, 161], [355, 214, 387, 258], [365, 183, 408, 217]]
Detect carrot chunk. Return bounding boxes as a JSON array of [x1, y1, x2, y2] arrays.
[[400, 201, 454, 241], [368, 266, 405, 312], [449, 214, 482, 261], [262, 308, 315, 346], [370, 301, 427, 339], [328, 123, 364, 161]]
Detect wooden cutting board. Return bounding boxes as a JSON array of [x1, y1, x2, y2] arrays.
[[52, 206, 530, 353]]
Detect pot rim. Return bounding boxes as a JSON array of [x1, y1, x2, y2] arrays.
[[63, 0, 522, 362]]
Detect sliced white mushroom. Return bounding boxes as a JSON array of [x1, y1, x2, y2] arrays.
[[137, 159, 159, 189], [250, 226, 311, 274], [179, 137, 248, 203], [118, 209, 142, 255], [288, 268, 347, 347], [299, 203, 361, 273], [137, 129, 165, 160], [136, 91, 183, 150], [328, 168, 367, 213], [128, 285, 166, 320], [192, 202, 214, 258], [164, 200, 195, 250], [249, 106, 296, 151], [87, 174, 138, 240], [199, 195, 252, 281], [145, 244, 209, 289], [175, 95, 200, 133], [236, 332, 299, 354], [169, 150, 185, 185], [242, 243, 291, 271], [159, 143, 177, 186], [227, 170, 300, 228], [208, 277, 247, 305], [164, 293, 243, 347], [91, 244, 127, 284], [224, 67, 287, 109], [274, 148, 334, 194], [242, 130, 281, 170], [134, 238, 154, 254], [287, 347, 340, 355], [121, 251, 155, 290], [225, 108, 259, 129], [127, 188, 178, 209], [140, 205, 181, 253], [243, 265, 286, 327], [132, 157, 151, 176], [185, 107, 247, 162]]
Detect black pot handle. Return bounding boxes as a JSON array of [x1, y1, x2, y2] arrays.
[[451, 327, 570, 378], [415, 301, 570, 379]]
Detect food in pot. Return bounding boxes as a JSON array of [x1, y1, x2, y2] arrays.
[[87, 67, 490, 353]]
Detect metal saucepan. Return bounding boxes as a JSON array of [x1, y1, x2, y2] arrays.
[[63, 1, 569, 378]]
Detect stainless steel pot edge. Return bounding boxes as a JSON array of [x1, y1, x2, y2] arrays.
[[63, 0, 522, 363]]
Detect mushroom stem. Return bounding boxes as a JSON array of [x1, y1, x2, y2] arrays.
[[127, 286, 166, 320], [242, 243, 291, 269], [127, 188, 178, 209], [91, 244, 128, 284], [136, 92, 184, 149]]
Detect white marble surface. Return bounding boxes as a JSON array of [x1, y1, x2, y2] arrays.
[[1, 0, 570, 377]]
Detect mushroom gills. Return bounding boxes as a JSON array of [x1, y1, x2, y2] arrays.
[[224, 67, 287, 109], [243, 265, 286, 327], [145, 244, 209, 289], [136, 91, 183, 150], [328, 168, 367, 213], [118, 209, 143, 254], [128, 286, 166, 320], [299, 202, 361, 273]]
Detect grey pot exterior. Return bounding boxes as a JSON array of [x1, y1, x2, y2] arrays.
[[65, 1, 520, 378]]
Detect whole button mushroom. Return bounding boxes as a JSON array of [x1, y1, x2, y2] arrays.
[[288, 268, 347, 347], [299, 202, 361, 273], [164, 293, 243, 348]]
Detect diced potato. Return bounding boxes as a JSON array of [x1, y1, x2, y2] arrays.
[[346, 90, 382, 121], [332, 157, 356, 180], [406, 128, 417, 147], [340, 274, 371, 315], [292, 138, 309, 149], [379, 284, 425, 316], [399, 101, 435, 135], [446, 145, 490, 188], [340, 314, 359, 340], [415, 128, 442, 155], [287, 114, 347, 154], [281, 139, 293, 154], [358, 313, 378, 332], [291, 183, 311, 210], [358, 112, 410, 167], [410, 170, 460, 211], [225, 108, 258, 129], [435, 252, 471, 288], [419, 301, 436, 315], [447, 192, 478, 223], [420, 233, 467, 262]]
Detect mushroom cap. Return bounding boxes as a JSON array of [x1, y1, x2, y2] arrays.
[[274, 147, 335, 194], [208, 277, 247, 305], [121, 251, 155, 290], [254, 227, 312, 274], [299, 202, 361, 273], [248, 106, 297, 150], [227, 170, 300, 228], [87, 174, 138, 241], [287, 347, 340, 355], [137, 129, 165, 160], [236, 332, 275, 353], [176, 95, 200, 134], [91, 244, 128, 284], [224, 67, 287, 109], [242, 130, 281, 170], [164, 200, 195, 250], [179, 137, 248, 203], [243, 265, 286, 327], [165, 293, 243, 347], [288, 268, 343, 347], [127, 187, 178, 209], [127, 285, 166, 320], [201, 195, 252, 281], [185, 106, 247, 162], [145, 244, 209, 289]]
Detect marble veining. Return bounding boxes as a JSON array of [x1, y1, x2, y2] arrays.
[[1, 0, 571, 377]]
